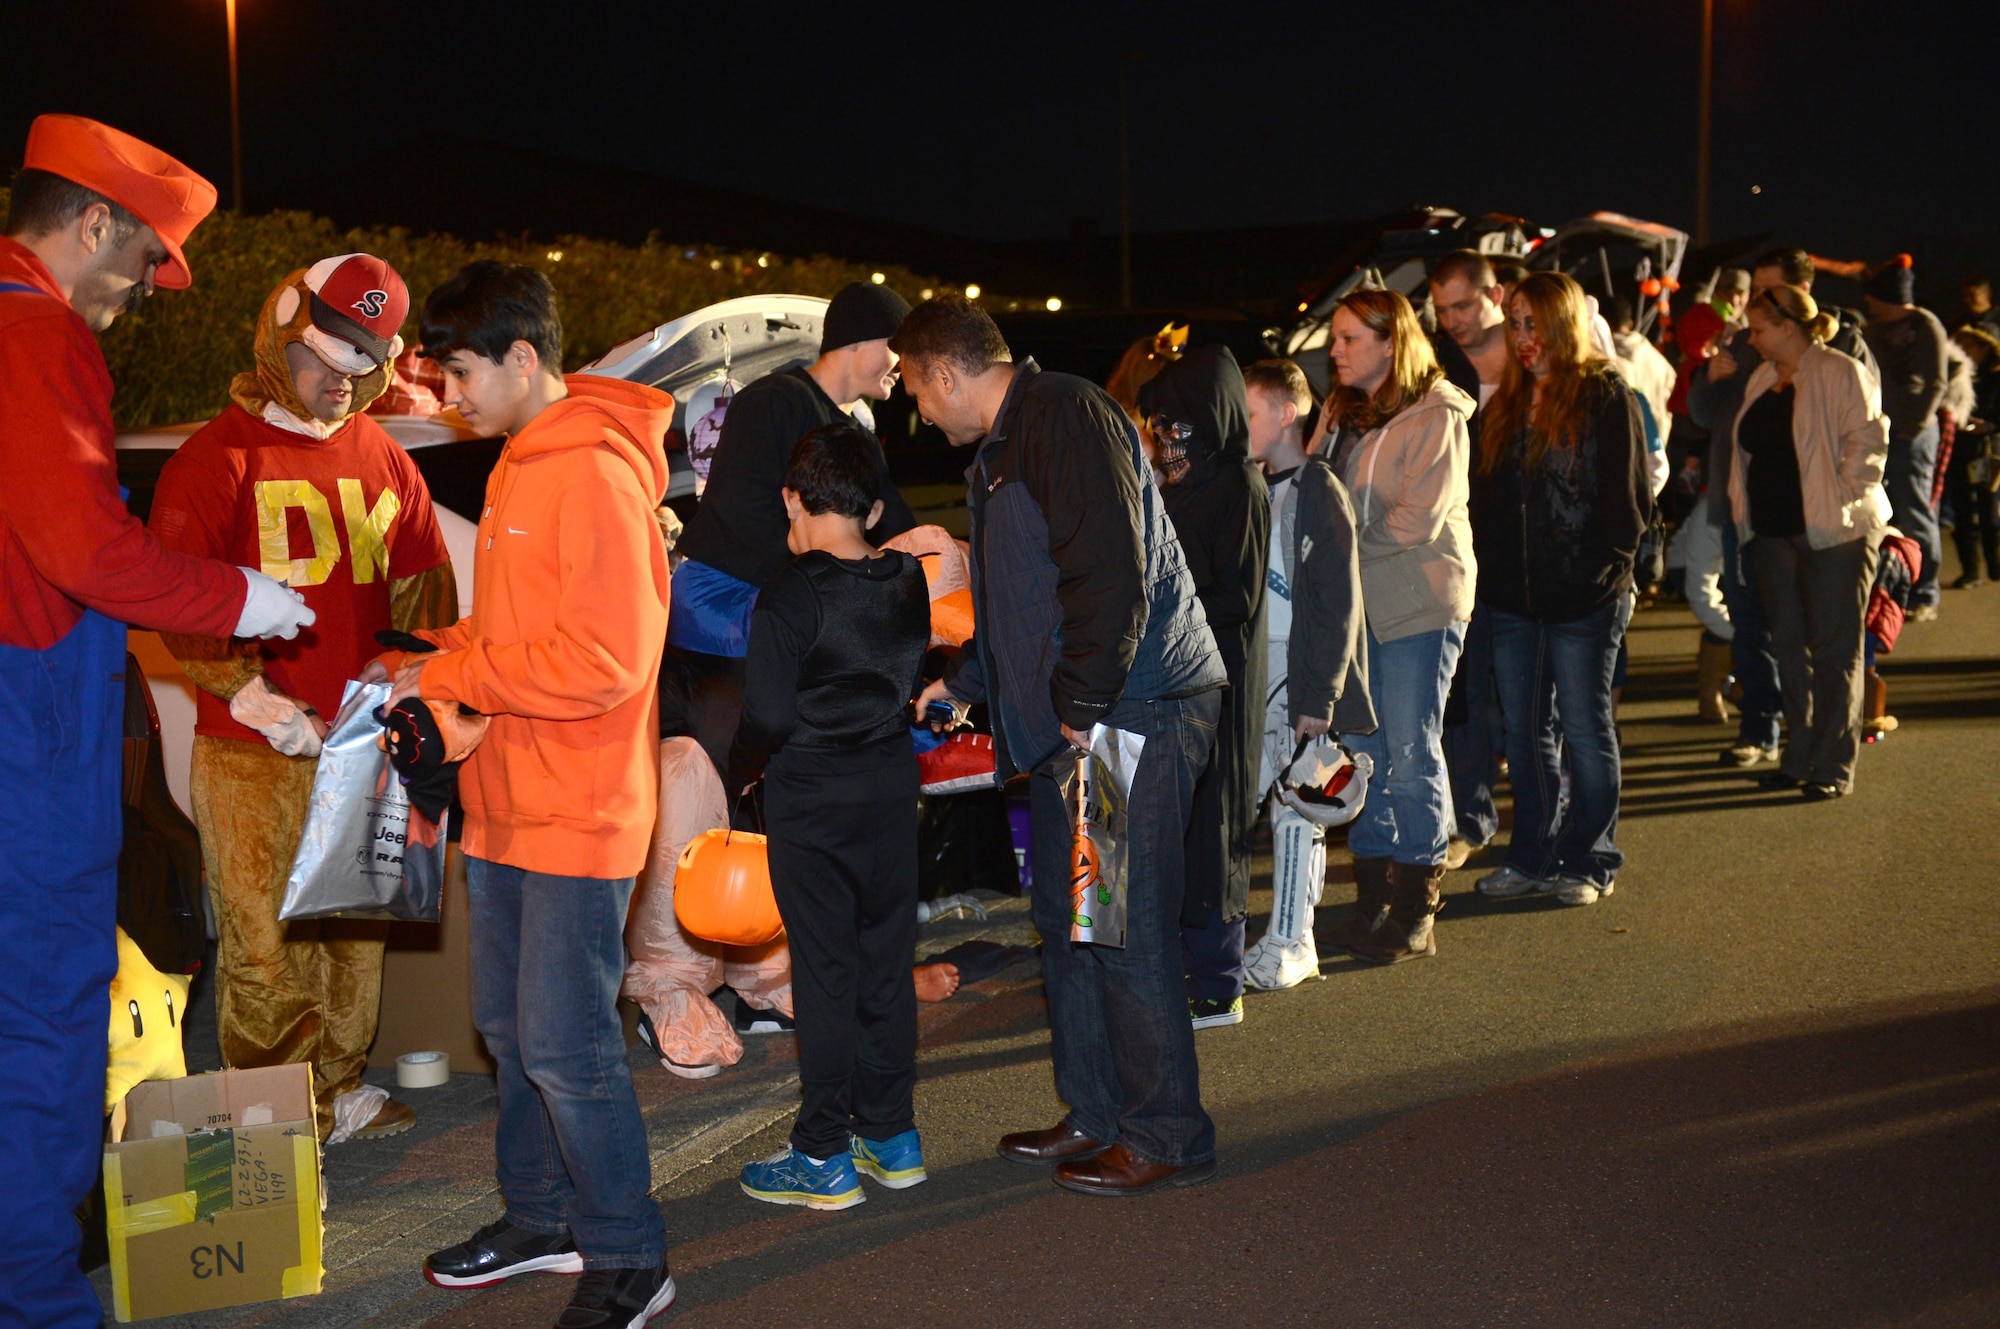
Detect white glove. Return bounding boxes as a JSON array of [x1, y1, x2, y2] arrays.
[[235, 568, 316, 640]]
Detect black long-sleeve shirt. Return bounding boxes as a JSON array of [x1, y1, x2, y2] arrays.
[[727, 549, 930, 790], [679, 366, 917, 589]]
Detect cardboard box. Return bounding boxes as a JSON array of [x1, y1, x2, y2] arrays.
[[103, 1064, 323, 1322]]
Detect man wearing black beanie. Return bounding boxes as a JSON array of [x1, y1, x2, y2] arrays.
[[669, 281, 919, 773], [1861, 255, 1950, 618]]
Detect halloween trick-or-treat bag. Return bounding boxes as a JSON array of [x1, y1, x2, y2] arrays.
[[1065, 724, 1145, 949], [280, 680, 444, 922]]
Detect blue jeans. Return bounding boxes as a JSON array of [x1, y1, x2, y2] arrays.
[[1027, 689, 1219, 1167], [1346, 622, 1464, 867], [1442, 605, 1500, 845], [1180, 904, 1246, 1003], [466, 858, 665, 1268], [1490, 597, 1631, 885], [1884, 422, 1942, 607], [1721, 523, 1782, 750], [0, 610, 125, 1328]]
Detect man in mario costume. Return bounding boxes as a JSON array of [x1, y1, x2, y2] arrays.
[[0, 114, 316, 1327], [149, 252, 457, 1146]]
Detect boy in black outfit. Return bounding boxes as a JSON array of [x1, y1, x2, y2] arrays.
[[728, 421, 932, 1209]]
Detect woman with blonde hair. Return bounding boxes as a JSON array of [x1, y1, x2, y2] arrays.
[[1728, 283, 1890, 799], [1468, 271, 1650, 907], [1307, 288, 1477, 963]]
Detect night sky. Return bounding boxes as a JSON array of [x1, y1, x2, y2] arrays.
[[6, 0, 1993, 305]]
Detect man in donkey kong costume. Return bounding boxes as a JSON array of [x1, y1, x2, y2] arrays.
[[149, 254, 456, 1141]]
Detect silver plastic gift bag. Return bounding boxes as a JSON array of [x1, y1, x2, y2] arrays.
[[1067, 723, 1145, 948], [280, 680, 444, 922]]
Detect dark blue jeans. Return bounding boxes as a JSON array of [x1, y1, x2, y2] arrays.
[[1443, 605, 1501, 845], [1490, 597, 1631, 885], [1181, 904, 1246, 1003], [1347, 622, 1465, 867], [1721, 522, 1782, 750], [1027, 689, 1220, 1167], [467, 857, 665, 1268], [1884, 422, 1942, 607]]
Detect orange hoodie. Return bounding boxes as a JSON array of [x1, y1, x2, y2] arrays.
[[417, 375, 673, 878]]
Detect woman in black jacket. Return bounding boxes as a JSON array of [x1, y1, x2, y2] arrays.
[[1138, 345, 1269, 1028], [1468, 272, 1651, 908]]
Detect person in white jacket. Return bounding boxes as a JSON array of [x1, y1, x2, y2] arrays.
[[1727, 284, 1891, 799]]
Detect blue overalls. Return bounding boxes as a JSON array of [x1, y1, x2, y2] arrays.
[[0, 605, 126, 1326]]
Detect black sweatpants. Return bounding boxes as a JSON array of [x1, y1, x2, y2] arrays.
[[763, 739, 920, 1158]]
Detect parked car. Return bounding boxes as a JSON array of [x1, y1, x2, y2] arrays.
[[1273, 208, 1688, 396], [1274, 207, 1533, 395], [1526, 211, 1689, 341]]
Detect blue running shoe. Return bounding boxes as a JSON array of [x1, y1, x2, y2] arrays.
[[738, 1148, 865, 1210], [850, 1129, 927, 1189]]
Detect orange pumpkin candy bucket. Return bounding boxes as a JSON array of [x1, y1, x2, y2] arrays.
[[674, 828, 785, 947]]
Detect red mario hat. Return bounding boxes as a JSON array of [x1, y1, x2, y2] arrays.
[[297, 253, 409, 374], [21, 114, 217, 290]]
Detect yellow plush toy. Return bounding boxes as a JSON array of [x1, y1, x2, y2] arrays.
[[106, 926, 191, 1112]]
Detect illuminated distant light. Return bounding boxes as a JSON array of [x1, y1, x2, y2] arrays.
[[920, 288, 934, 300], [1046, 296, 1063, 311], [1750, 184, 1762, 194], [964, 283, 982, 300], [1297, 301, 1308, 312], [870, 271, 887, 285], [710, 258, 722, 270], [546, 250, 564, 262], [756, 254, 770, 268]]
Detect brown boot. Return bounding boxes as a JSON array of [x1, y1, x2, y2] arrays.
[[1347, 861, 1444, 965], [1695, 635, 1732, 722], [1330, 856, 1393, 949]]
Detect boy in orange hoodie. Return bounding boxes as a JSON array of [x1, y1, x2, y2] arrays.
[[378, 262, 676, 1325]]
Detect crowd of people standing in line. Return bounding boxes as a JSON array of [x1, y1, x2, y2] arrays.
[[2, 109, 1986, 1329]]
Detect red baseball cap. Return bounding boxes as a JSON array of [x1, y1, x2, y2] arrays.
[[298, 253, 409, 374], [21, 114, 218, 290]]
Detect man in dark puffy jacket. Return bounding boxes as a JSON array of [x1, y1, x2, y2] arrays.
[[901, 296, 1227, 1198]]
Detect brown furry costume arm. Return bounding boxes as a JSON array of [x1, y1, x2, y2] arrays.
[[391, 562, 459, 633], [164, 633, 263, 701]]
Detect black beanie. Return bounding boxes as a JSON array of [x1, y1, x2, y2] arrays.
[[821, 282, 911, 353], [1866, 255, 1915, 305]]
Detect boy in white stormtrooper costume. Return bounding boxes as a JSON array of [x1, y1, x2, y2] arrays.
[[1240, 361, 1377, 991]]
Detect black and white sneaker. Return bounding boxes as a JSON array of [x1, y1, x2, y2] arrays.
[[556, 1261, 677, 1328], [423, 1218, 583, 1289], [731, 997, 794, 1036]]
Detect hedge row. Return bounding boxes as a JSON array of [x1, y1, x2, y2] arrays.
[[0, 188, 943, 430]]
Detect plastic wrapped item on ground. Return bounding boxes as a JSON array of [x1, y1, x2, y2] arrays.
[[621, 738, 791, 1074]]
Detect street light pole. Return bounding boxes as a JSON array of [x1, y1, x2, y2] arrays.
[[1695, 0, 1713, 248], [1117, 51, 1135, 309], [226, 0, 243, 212]]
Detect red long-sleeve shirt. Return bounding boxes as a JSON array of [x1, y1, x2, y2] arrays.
[[0, 236, 245, 648]]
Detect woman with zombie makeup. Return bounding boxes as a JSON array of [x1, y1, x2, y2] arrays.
[[1307, 289, 1477, 963], [1468, 271, 1651, 908]]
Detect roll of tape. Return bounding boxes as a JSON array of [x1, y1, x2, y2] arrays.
[[396, 1051, 450, 1089]]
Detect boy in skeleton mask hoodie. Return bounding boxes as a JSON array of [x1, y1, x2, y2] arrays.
[[149, 254, 456, 1142]]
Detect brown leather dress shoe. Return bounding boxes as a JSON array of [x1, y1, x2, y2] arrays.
[[997, 1121, 1109, 1166], [1051, 1142, 1216, 1196]]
